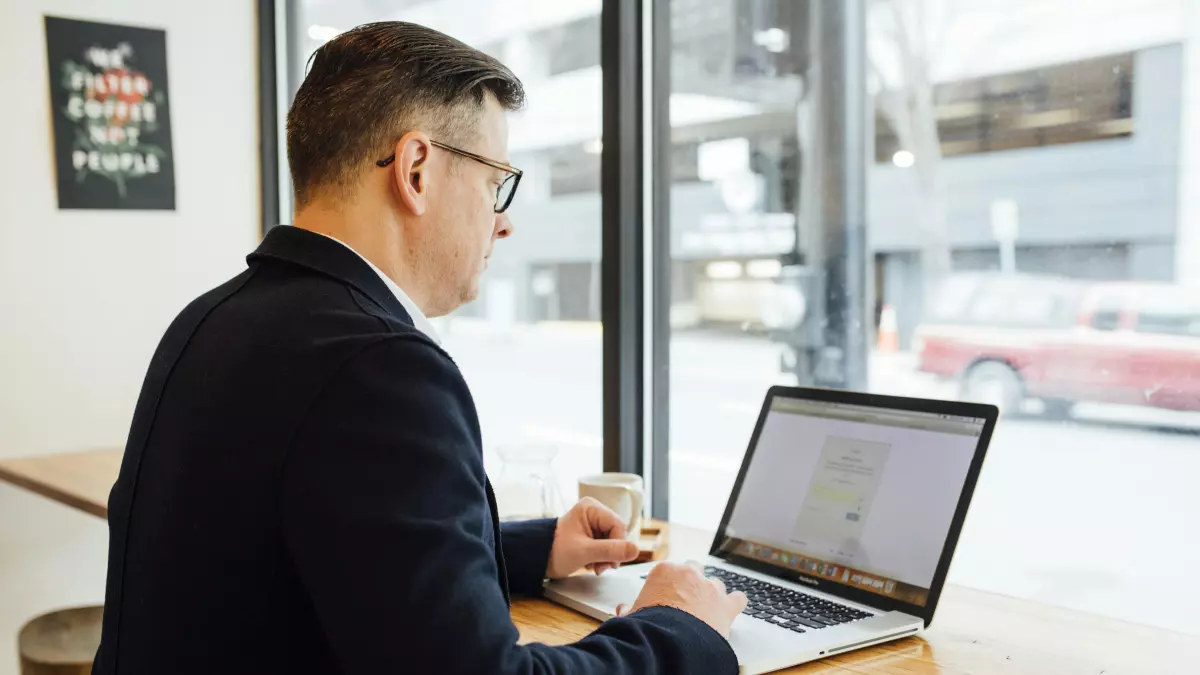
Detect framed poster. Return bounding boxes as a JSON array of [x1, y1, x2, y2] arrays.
[[44, 16, 175, 210]]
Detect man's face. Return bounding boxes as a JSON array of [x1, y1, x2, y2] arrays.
[[420, 96, 514, 316]]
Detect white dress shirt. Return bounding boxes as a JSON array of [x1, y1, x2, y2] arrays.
[[313, 231, 441, 344]]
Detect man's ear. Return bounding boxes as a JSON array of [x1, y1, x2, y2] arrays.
[[390, 131, 432, 216]]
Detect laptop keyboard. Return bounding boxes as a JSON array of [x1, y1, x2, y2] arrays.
[[704, 566, 873, 633]]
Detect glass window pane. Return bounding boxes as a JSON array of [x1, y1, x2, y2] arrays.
[[285, 1, 603, 518], [663, 0, 1200, 637], [666, 0, 816, 529], [1088, 292, 1126, 331], [1135, 287, 1200, 336]]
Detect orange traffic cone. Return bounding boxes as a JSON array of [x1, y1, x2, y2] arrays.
[[877, 304, 898, 353]]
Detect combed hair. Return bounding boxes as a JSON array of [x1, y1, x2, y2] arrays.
[[286, 21, 525, 208]]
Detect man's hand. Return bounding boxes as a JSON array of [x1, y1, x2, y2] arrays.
[[615, 561, 747, 638], [546, 497, 639, 579]]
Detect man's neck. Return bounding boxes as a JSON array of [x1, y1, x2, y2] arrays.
[[293, 203, 432, 314]]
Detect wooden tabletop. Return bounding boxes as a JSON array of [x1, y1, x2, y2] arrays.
[[0, 447, 121, 518], [2, 448, 1196, 673]]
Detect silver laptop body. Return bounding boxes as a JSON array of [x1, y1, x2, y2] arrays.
[[546, 386, 997, 674]]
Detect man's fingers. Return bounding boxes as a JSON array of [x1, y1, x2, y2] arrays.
[[644, 560, 673, 580], [728, 590, 749, 615], [614, 603, 627, 617], [593, 562, 615, 575], [586, 537, 639, 564], [584, 499, 629, 540]]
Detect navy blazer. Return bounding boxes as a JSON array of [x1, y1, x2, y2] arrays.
[[92, 225, 737, 674]]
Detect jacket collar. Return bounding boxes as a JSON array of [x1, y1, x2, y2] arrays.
[[247, 225, 413, 326]]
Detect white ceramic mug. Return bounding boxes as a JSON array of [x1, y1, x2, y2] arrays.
[[578, 473, 644, 541]]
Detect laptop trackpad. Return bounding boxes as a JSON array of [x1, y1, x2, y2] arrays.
[[544, 574, 643, 621]]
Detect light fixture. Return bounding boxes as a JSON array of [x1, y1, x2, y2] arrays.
[[698, 137, 750, 181], [892, 150, 915, 168], [752, 28, 790, 54], [718, 172, 762, 214], [307, 25, 341, 42], [746, 259, 783, 279], [582, 138, 603, 154], [705, 261, 743, 280]]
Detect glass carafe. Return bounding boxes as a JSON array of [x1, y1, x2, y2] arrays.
[[493, 444, 565, 521]]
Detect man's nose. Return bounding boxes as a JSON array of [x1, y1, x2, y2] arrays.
[[495, 212, 513, 239]]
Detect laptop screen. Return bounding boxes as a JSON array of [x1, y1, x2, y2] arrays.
[[713, 395, 986, 608]]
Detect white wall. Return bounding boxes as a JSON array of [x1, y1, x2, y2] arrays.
[[0, 1, 259, 672]]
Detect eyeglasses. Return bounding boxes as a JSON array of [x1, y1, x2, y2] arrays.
[[377, 140, 523, 214]]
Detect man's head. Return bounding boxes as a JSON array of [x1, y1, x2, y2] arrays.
[[287, 22, 525, 316]]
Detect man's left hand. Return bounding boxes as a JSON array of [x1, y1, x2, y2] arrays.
[[546, 497, 639, 579]]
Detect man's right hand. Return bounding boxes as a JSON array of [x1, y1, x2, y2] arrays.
[[614, 561, 748, 638]]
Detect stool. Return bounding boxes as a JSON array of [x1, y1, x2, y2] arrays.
[[18, 606, 103, 675]]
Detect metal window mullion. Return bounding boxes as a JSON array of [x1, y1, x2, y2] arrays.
[[257, 0, 280, 236], [601, 0, 645, 478], [648, 0, 672, 519]]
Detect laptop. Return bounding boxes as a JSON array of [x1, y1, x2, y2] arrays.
[[545, 385, 997, 674]]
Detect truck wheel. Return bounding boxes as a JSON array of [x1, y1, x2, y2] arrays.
[[961, 361, 1023, 416]]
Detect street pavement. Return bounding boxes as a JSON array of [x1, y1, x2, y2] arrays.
[[436, 317, 1200, 635]]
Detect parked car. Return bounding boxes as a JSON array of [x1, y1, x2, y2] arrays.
[[914, 273, 1200, 416]]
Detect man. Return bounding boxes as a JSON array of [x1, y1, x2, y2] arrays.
[[93, 21, 745, 675]]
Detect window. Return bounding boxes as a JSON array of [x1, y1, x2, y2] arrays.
[[530, 15, 600, 76], [964, 277, 1082, 327], [664, 0, 824, 532], [548, 146, 600, 197], [1135, 289, 1200, 337], [281, 1, 604, 519], [875, 53, 1135, 162], [1089, 293, 1126, 331], [926, 275, 984, 322], [1090, 307, 1122, 331], [659, 0, 1200, 640]]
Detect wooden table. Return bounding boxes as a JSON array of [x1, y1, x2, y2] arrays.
[[2, 448, 1197, 674], [0, 448, 121, 518]]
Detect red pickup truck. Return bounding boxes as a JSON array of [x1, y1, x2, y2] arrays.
[[914, 274, 1200, 416]]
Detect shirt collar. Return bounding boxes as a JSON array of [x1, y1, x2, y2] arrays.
[[311, 232, 441, 344]]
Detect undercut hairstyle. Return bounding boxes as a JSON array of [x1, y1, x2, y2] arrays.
[[286, 21, 525, 209]]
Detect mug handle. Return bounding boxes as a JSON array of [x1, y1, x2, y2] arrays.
[[620, 486, 643, 534]]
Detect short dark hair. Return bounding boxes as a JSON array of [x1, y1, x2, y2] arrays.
[[286, 22, 525, 209]]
